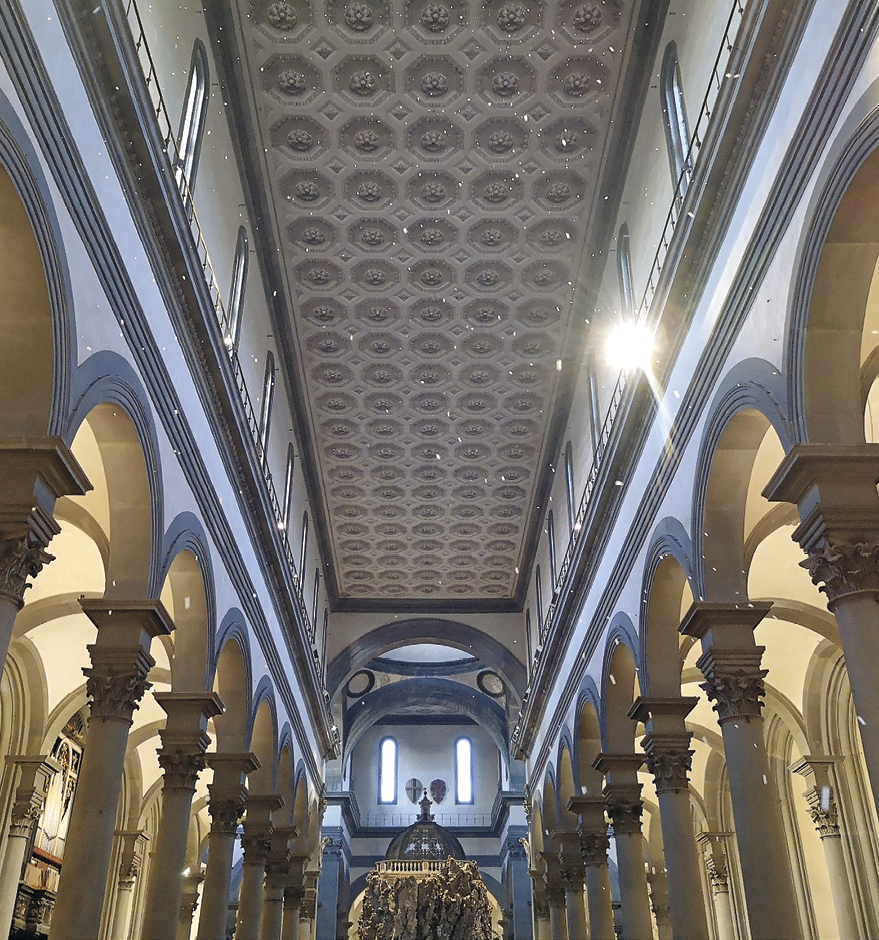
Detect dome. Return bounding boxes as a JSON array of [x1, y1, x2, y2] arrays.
[[385, 791, 466, 861]]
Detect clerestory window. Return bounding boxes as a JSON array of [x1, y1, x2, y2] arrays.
[[378, 737, 398, 804], [455, 737, 473, 804], [661, 42, 692, 200], [175, 40, 209, 195]]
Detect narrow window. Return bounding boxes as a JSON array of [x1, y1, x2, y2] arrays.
[[547, 510, 557, 586], [525, 608, 533, 671], [535, 565, 544, 631], [176, 40, 209, 194], [259, 352, 275, 457], [455, 737, 473, 804], [300, 511, 309, 576], [564, 441, 575, 532], [661, 42, 691, 199], [379, 737, 397, 804], [283, 444, 296, 535], [312, 566, 321, 631], [227, 226, 248, 347], [617, 223, 634, 317], [587, 367, 602, 453]]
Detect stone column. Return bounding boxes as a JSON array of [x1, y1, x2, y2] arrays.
[[539, 853, 567, 940], [567, 797, 614, 940], [196, 754, 259, 940], [555, 832, 587, 940], [594, 755, 653, 940], [502, 833, 533, 940], [236, 795, 283, 940], [630, 697, 709, 940], [791, 758, 859, 940], [142, 692, 224, 940], [529, 871, 551, 940], [50, 600, 172, 940], [281, 886, 303, 940], [315, 835, 343, 940], [259, 828, 298, 940], [696, 833, 735, 940], [646, 871, 672, 940], [297, 882, 317, 940], [0, 439, 89, 675], [680, 603, 803, 940], [765, 445, 879, 815], [177, 870, 205, 940], [0, 757, 57, 937], [110, 830, 151, 940]]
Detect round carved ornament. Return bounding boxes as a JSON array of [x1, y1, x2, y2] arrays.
[[572, 2, 602, 32], [421, 72, 450, 96], [361, 228, 385, 245], [481, 229, 503, 246], [344, 2, 374, 30], [421, 181, 447, 203], [355, 130, 382, 151], [497, 2, 528, 31], [364, 268, 388, 285], [540, 228, 564, 246], [302, 227, 326, 245], [488, 130, 515, 153], [421, 130, 447, 152], [345, 670, 376, 698], [484, 182, 509, 203], [313, 305, 335, 321], [422, 269, 444, 286], [492, 72, 520, 96], [287, 129, 314, 151], [564, 72, 591, 96], [421, 2, 451, 31], [420, 306, 443, 321], [278, 70, 307, 95], [477, 269, 499, 286], [555, 130, 580, 152], [267, 2, 298, 30], [547, 181, 572, 203], [356, 181, 383, 202], [350, 71, 378, 96], [309, 268, 332, 285], [421, 228, 445, 245], [295, 181, 320, 201]]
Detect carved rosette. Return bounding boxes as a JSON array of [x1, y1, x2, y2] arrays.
[[0, 532, 54, 606], [209, 795, 247, 834], [799, 538, 879, 605], [642, 734, 694, 793], [85, 670, 152, 723], [696, 649, 767, 723], [9, 800, 44, 839], [705, 855, 729, 893], [804, 787, 840, 838], [578, 831, 610, 867], [605, 796, 642, 835], [158, 751, 206, 791], [241, 830, 274, 865]]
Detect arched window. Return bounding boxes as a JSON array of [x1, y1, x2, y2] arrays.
[[227, 226, 248, 347], [617, 223, 634, 317], [564, 441, 575, 532], [535, 565, 544, 632], [259, 352, 275, 457], [283, 443, 296, 535], [547, 510, 557, 586], [176, 40, 209, 194], [300, 511, 309, 576], [525, 608, 533, 670], [455, 737, 473, 804], [378, 737, 397, 804], [661, 42, 691, 199], [312, 566, 321, 631]]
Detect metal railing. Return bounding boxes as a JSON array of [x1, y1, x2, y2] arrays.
[[362, 812, 493, 829], [123, 0, 316, 642], [534, 0, 747, 647]]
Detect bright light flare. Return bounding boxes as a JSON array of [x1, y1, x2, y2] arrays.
[[605, 320, 653, 371]]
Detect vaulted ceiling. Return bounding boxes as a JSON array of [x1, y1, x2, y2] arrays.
[[216, 0, 655, 608]]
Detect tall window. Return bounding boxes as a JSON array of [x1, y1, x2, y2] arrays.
[[300, 511, 309, 576], [259, 352, 275, 457], [455, 737, 473, 804], [227, 226, 249, 347], [312, 566, 321, 632], [547, 510, 557, 586], [564, 440, 575, 532], [617, 223, 634, 317], [176, 40, 209, 194], [525, 608, 533, 669], [283, 444, 296, 535], [535, 565, 544, 631], [587, 365, 602, 453], [378, 737, 397, 803], [661, 42, 691, 199]]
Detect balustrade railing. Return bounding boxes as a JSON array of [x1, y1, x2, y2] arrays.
[[363, 812, 492, 829]]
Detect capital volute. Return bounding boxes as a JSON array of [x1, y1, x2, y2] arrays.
[[640, 731, 694, 793], [0, 528, 55, 607]]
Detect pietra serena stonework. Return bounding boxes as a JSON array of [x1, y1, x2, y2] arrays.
[[232, 0, 632, 600]]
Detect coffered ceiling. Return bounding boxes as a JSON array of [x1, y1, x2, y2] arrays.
[[222, 0, 648, 606]]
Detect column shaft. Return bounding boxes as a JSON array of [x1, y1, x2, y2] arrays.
[[236, 796, 282, 940], [821, 833, 859, 940], [584, 863, 614, 940], [258, 885, 284, 940], [713, 888, 735, 940], [614, 830, 653, 940], [281, 889, 301, 940], [563, 886, 586, 939], [197, 824, 239, 940], [547, 898, 566, 940]]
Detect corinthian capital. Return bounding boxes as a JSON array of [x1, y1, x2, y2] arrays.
[[800, 538, 879, 604], [803, 787, 840, 838], [605, 795, 642, 834], [241, 829, 273, 865], [578, 831, 610, 867], [158, 750, 207, 791], [0, 530, 54, 606], [84, 646, 154, 724], [209, 794, 247, 833], [696, 647, 767, 722], [642, 732, 693, 793]]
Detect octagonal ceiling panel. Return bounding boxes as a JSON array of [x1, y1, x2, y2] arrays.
[[230, 0, 637, 602]]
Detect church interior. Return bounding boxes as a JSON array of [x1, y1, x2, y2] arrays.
[[1, 0, 879, 938]]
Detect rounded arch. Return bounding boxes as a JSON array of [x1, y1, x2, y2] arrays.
[[66, 355, 164, 596], [601, 619, 639, 753], [556, 737, 576, 833], [640, 526, 696, 698], [784, 86, 879, 442], [276, 732, 296, 828], [211, 622, 251, 753], [326, 618, 526, 701], [249, 681, 279, 794], [0, 103, 74, 437], [159, 514, 215, 693], [692, 364, 790, 602], [573, 686, 605, 798]]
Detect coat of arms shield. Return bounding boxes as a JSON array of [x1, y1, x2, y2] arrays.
[[430, 778, 446, 804]]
